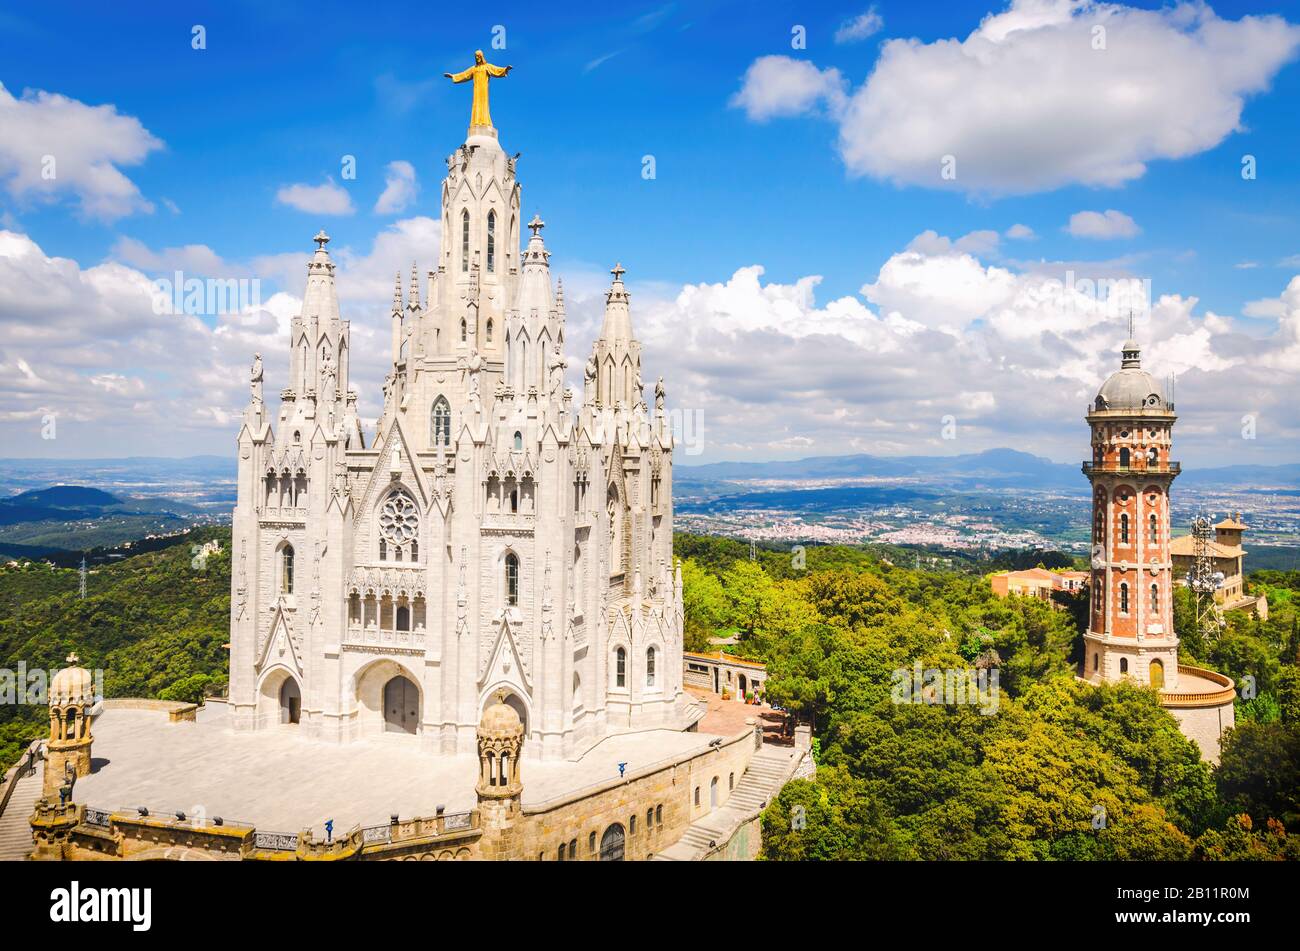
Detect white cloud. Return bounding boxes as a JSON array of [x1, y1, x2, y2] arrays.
[[0, 82, 163, 221], [274, 178, 355, 215], [1067, 209, 1140, 239], [737, 2, 1300, 195], [0, 217, 440, 454], [7, 215, 1299, 465], [729, 56, 847, 121], [1006, 223, 1036, 240], [834, 7, 884, 44], [374, 160, 418, 214]]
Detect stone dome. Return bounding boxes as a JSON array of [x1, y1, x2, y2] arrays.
[[1095, 339, 1167, 411], [479, 690, 523, 739], [50, 653, 94, 705]]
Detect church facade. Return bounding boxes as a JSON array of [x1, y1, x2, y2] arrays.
[[227, 100, 688, 761]]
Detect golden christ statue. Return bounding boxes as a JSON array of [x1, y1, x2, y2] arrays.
[[444, 50, 513, 130]]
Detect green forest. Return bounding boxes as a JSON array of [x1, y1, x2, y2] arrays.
[[674, 533, 1299, 860], [0, 527, 231, 769], [2, 526, 1297, 861]]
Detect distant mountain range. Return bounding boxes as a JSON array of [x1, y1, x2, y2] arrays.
[[0, 481, 212, 560], [677, 448, 1300, 492]]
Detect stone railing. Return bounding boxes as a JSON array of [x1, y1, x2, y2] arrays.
[[1161, 666, 1236, 708], [101, 698, 199, 721], [66, 804, 479, 861], [344, 626, 426, 651]]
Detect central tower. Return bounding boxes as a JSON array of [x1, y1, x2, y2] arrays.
[[1081, 331, 1180, 690]]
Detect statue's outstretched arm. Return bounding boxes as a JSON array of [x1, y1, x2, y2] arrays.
[[446, 67, 474, 83]]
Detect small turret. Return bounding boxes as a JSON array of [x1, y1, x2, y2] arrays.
[[44, 652, 96, 800]]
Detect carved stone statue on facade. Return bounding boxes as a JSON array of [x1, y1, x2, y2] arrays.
[[320, 350, 337, 405], [583, 353, 597, 404], [250, 353, 263, 403], [465, 347, 484, 414], [547, 343, 567, 402]]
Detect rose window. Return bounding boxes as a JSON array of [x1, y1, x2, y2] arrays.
[[379, 492, 419, 546]]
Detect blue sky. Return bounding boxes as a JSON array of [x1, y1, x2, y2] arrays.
[[2, 0, 1300, 464], [5, 0, 1298, 307]]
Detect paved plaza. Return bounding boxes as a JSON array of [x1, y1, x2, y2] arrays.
[[74, 703, 722, 834]]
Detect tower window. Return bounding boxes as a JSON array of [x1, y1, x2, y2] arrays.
[[615, 647, 626, 688], [1150, 583, 1159, 615], [432, 396, 452, 446], [1119, 582, 1129, 614], [281, 544, 295, 595], [486, 318, 494, 343], [487, 210, 496, 273], [513, 431, 523, 451], [1120, 513, 1129, 544], [505, 552, 519, 606], [646, 647, 656, 687], [1149, 513, 1158, 543], [1119, 447, 1130, 467], [460, 318, 467, 343], [461, 210, 470, 272], [1120, 657, 1129, 674]]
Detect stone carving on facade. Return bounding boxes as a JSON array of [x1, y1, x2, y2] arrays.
[[547, 343, 567, 403], [250, 353, 263, 404]]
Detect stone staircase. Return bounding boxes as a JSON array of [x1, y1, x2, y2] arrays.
[[0, 747, 44, 862], [653, 744, 801, 861]]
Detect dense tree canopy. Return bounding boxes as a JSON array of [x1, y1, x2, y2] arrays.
[[676, 533, 1300, 860]]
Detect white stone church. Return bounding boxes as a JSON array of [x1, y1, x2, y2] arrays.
[[228, 112, 687, 761]]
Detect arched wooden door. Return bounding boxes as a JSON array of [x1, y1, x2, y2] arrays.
[[599, 823, 625, 861], [384, 675, 419, 734], [1149, 659, 1164, 689]]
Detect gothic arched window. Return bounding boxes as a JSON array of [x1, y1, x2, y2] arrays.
[[460, 318, 467, 343], [486, 210, 496, 272], [431, 396, 452, 447], [378, 489, 419, 562], [1119, 582, 1130, 614], [281, 544, 294, 595], [646, 647, 656, 687], [461, 210, 470, 272], [513, 431, 523, 451], [1120, 513, 1130, 544], [615, 647, 626, 688], [486, 318, 494, 343], [505, 552, 519, 606]]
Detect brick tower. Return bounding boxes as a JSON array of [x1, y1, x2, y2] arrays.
[[1081, 329, 1181, 690]]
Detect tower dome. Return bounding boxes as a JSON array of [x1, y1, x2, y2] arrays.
[[50, 653, 94, 705], [1095, 337, 1167, 411], [479, 690, 523, 739]]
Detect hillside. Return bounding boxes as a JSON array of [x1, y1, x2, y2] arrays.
[[0, 526, 232, 769], [0, 483, 208, 558]]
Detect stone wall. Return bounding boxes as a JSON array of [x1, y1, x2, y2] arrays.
[[488, 726, 759, 860], [1168, 701, 1234, 764]]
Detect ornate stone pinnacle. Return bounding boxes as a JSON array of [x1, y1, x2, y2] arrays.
[[611, 262, 625, 281], [313, 230, 330, 250], [528, 214, 545, 236]]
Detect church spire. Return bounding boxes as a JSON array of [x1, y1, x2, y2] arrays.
[[598, 262, 633, 346], [300, 230, 340, 324], [408, 261, 421, 311]]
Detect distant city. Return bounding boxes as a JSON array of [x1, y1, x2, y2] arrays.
[[3, 450, 1296, 570]]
